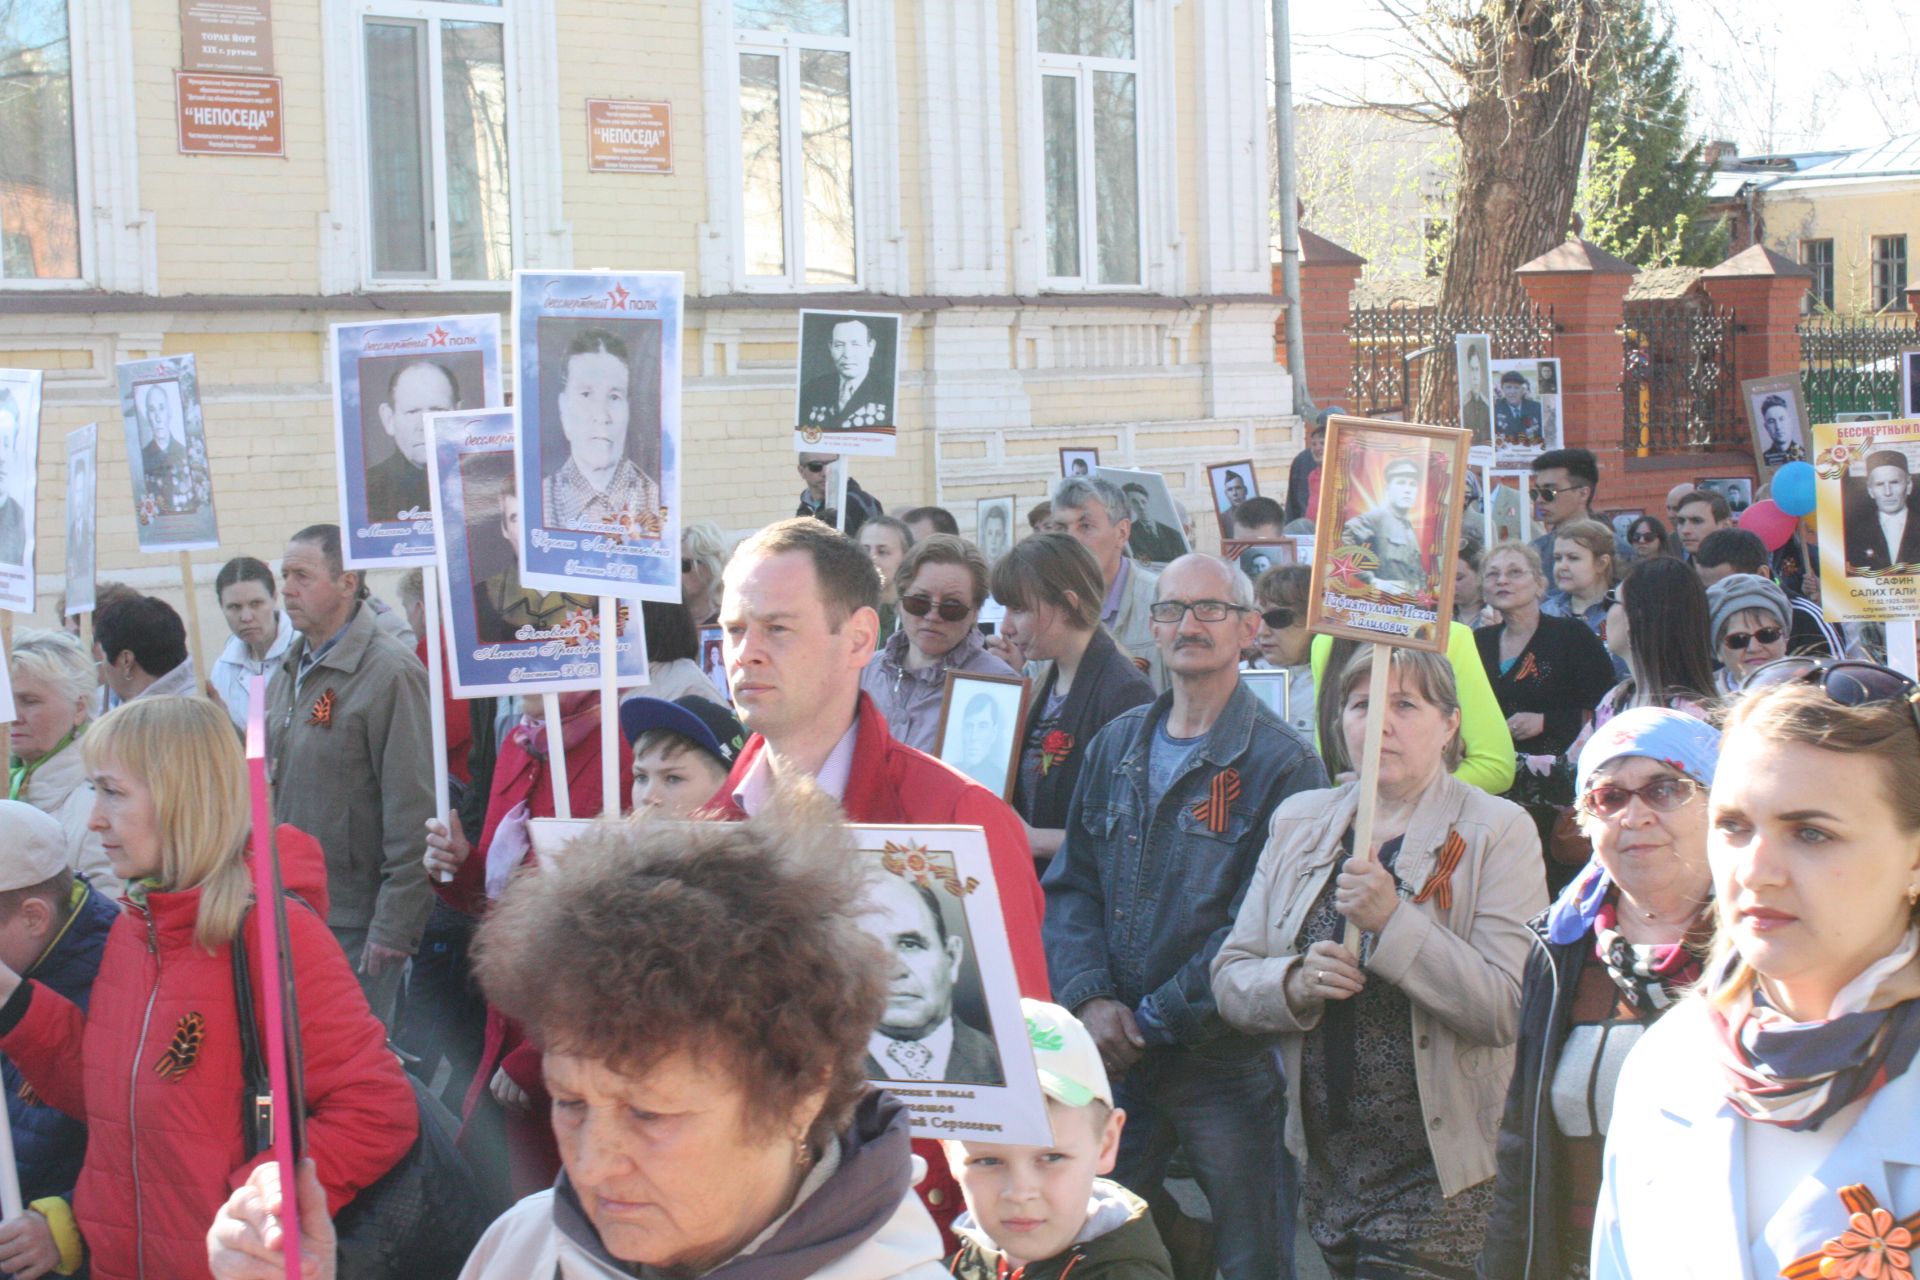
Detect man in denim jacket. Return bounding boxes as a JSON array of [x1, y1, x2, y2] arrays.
[[1043, 554, 1327, 1280]]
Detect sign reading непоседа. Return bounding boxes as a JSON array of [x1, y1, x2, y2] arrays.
[[176, 72, 284, 157], [586, 99, 673, 174]]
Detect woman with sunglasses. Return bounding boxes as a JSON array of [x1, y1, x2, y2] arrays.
[[1623, 515, 1672, 562], [1593, 661, 1920, 1277], [858, 533, 1015, 753], [1705, 573, 1791, 696], [1480, 709, 1719, 1280], [1249, 565, 1318, 739], [990, 533, 1152, 862]]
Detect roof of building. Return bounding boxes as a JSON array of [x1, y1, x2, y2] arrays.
[[1709, 132, 1920, 198]]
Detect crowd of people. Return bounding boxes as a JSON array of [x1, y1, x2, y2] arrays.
[[0, 438, 1913, 1280]]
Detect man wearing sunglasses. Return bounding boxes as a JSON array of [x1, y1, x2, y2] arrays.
[[1040, 476, 1167, 692], [794, 451, 883, 538], [1044, 554, 1327, 1280], [1526, 448, 1629, 569]]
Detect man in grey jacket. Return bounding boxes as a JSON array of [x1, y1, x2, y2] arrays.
[[266, 523, 433, 1025]]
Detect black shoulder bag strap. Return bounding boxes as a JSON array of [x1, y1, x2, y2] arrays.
[[232, 903, 308, 1161]]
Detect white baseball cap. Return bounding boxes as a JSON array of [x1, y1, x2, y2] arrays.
[[1021, 998, 1112, 1109], [0, 802, 72, 891]]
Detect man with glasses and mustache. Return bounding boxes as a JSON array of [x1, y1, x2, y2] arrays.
[[1044, 553, 1327, 1280], [794, 451, 883, 536], [1528, 447, 1630, 569]]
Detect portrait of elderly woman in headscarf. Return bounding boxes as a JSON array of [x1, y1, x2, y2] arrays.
[[208, 796, 949, 1280]]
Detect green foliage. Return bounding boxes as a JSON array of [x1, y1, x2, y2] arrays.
[[1575, 0, 1730, 268]]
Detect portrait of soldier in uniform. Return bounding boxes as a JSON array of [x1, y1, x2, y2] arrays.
[[136, 381, 209, 518], [1343, 455, 1431, 593], [479, 466, 597, 643]]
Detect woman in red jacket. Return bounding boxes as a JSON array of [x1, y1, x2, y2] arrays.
[[0, 697, 415, 1280]]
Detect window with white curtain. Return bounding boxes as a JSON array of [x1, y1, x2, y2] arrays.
[[1036, 0, 1140, 288], [0, 0, 82, 282], [361, 0, 513, 283], [733, 0, 858, 287]]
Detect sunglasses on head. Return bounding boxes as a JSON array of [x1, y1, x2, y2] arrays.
[[1578, 776, 1703, 819], [1261, 607, 1297, 630], [1739, 658, 1920, 740], [1529, 482, 1591, 502], [899, 593, 972, 622], [1721, 626, 1783, 651]]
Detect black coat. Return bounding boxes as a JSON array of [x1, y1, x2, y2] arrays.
[[1009, 626, 1153, 831], [1475, 615, 1619, 757]]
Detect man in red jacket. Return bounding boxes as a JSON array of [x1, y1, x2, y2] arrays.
[[705, 517, 1048, 1238]]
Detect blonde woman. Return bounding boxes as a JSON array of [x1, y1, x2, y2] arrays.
[[6, 629, 113, 884], [680, 520, 728, 626], [1595, 662, 1920, 1276], [0, 698, 415, 1280]]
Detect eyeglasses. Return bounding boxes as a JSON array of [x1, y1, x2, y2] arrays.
[[1261, 607, 1297, 630], [899, 594, 973, 622], [1528, 482, 1591, 502], [1721, 626, 1783, 651], [1739, 658, 1920, 739], [1579, 776, 1704, 818], [1147, 599, 1251, 624]]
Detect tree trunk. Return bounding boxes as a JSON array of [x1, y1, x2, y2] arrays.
[[1416, 0, 1602, 423]]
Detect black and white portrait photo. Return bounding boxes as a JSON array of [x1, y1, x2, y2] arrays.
[[1232, 540, 1296, 582], [0, 370, 38, 585], [1697, 477, 1752, 518], [1059, 447, 1099, 479], [117, 354, 219, 552], [1455, 333, 1493, 449], [1207, 460, 1258, 534], [359, 354, 478, 522], [1902, 348, 1920, 418], [1741, 375, 1810, 476], [1843, 447, 1920, 574], [1095, 465, 1188, 566], [935, 670, 1028, 800], [536, 319, 664, 538], [794, 309, 901, 457], [857, 869, 1004, 1088], [974, 496, 1015, 566], [63, 424, 96, 617]]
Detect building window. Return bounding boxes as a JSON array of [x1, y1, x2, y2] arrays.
[[1801, 238, 1834, 312], [361, 1, 512, 284], [0, 0, 82, 282], [732, 0, 857, 287], [1872, 235, 1908, 312], [1036, 0, 1141, 288]]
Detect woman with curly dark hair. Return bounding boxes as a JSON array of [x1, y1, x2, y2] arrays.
[[209, 795, 947, 1280]]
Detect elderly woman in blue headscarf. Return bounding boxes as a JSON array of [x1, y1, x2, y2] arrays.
[[1477, 709, 1720, 1279]]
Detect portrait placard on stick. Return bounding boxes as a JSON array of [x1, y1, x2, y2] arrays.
[[1812, 418, 1920, 622], [64, 424, 97, 617], [1487, 357, 1562, 465], [1206, 461, 1258, 536], [1223, 540, 1297, 582], [1092, 466, 1188, 567], [974, 496, 1016, 566], [1742, 374, 1811, 479], [1902, 350, 1920, 418], [512, 270, 682, 601], [117, 354, 219, 551], [1455, 334, 1493, 453], [794, 310, 901, 457], [1058, 447, 1099, 479], [852, 824, 1052, 1148], [332, 314, 502, 569], [933, 671, 1029, 801], [1484, 467, 1532, 548], [0, 368, 43, 612], [428, 409, 647, 698], [1307, 416, 1470, 652]]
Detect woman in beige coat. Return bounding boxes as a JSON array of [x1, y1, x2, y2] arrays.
[[1211, 646, 1545, 1278]]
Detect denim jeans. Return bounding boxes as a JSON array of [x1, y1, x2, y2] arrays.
[[1111, 1042, 1295, 1280]]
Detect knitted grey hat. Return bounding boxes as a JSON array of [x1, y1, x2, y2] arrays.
[[1706, 572, 1790, 646]]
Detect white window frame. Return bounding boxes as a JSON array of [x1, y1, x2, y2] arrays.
[[321, 0, 567, 293], [699, 0, 902, 296], [1, 0, 151, 293], [1014, 0, 1177, 295]]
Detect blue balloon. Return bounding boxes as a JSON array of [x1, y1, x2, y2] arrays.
[[1773, 461, 1817, 518]]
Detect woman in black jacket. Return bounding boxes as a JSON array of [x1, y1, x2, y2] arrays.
[[991, 533, 1153, 862]]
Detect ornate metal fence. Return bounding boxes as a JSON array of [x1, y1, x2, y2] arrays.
[[1798, 314, 1918, 422], [1347, 306, 1557, 423], [1619, 299, 1741, 455]]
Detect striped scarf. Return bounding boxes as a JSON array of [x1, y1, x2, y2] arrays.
[[1711, 929, 1920, 1130]]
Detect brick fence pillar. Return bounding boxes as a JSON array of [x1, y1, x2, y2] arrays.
[[1699, 244, 1811, 388], [1274, 229, 1367, 408], [1515, 240, 1637, 492]]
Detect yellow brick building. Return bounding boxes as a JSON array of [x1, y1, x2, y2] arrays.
[[1, 0, 1295, 649]]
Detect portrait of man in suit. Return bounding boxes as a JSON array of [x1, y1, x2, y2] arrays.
[[1844, 448, 1920, 573], [365, 358, 460, 521], [858, 872, 1003, 1087], [1122, 481, 1186, 565], [798, 316, 895, 435]]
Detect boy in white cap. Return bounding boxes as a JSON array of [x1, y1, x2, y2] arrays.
[[942, 999, 1173, 1280]]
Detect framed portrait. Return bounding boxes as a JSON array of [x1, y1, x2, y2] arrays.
[[793, 309, 901, 457], [0, 368, 43, 611], [1307, 416, 1471, 652], [698, 625, 730, 703], [63, 424, 97, 617], [1206, 460, 1259, 534], [933, 670, 1030, 801], [1093, 465, 1189, 566], [1240, 668, 1294, 724], [1488, 357, 1563, 465], [331, 314, 502, 568], [1837, 411, 1893, 424], [851, 824, 1051, 1146], [1602, 509, 1643, 549], [1812, 419, 1920, 620], [1740, 374, 1811, 479], [1058, 447, 1099, 479], [974, 495, 1016, 565], [1223, 540, 1297, 582], [116, 354, 219, 552], [1485, 467, 1533, 548], [1454, 333, 1493, 451], [1697, 477, 1754, 517], [1903, 350, 1920, 418], [512, 270, 682, 601], [427, 408, 648, 697]]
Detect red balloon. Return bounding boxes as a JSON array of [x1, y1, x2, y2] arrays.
[[1738, 498, 1798, 551]]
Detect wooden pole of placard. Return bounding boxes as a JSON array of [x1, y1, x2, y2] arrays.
[[1340, 649, 1394, 955], [176, 552, 209, 694], [1, 610, 13, 780], [542, 692, 571, 821], [599, 596, 619, 818]]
